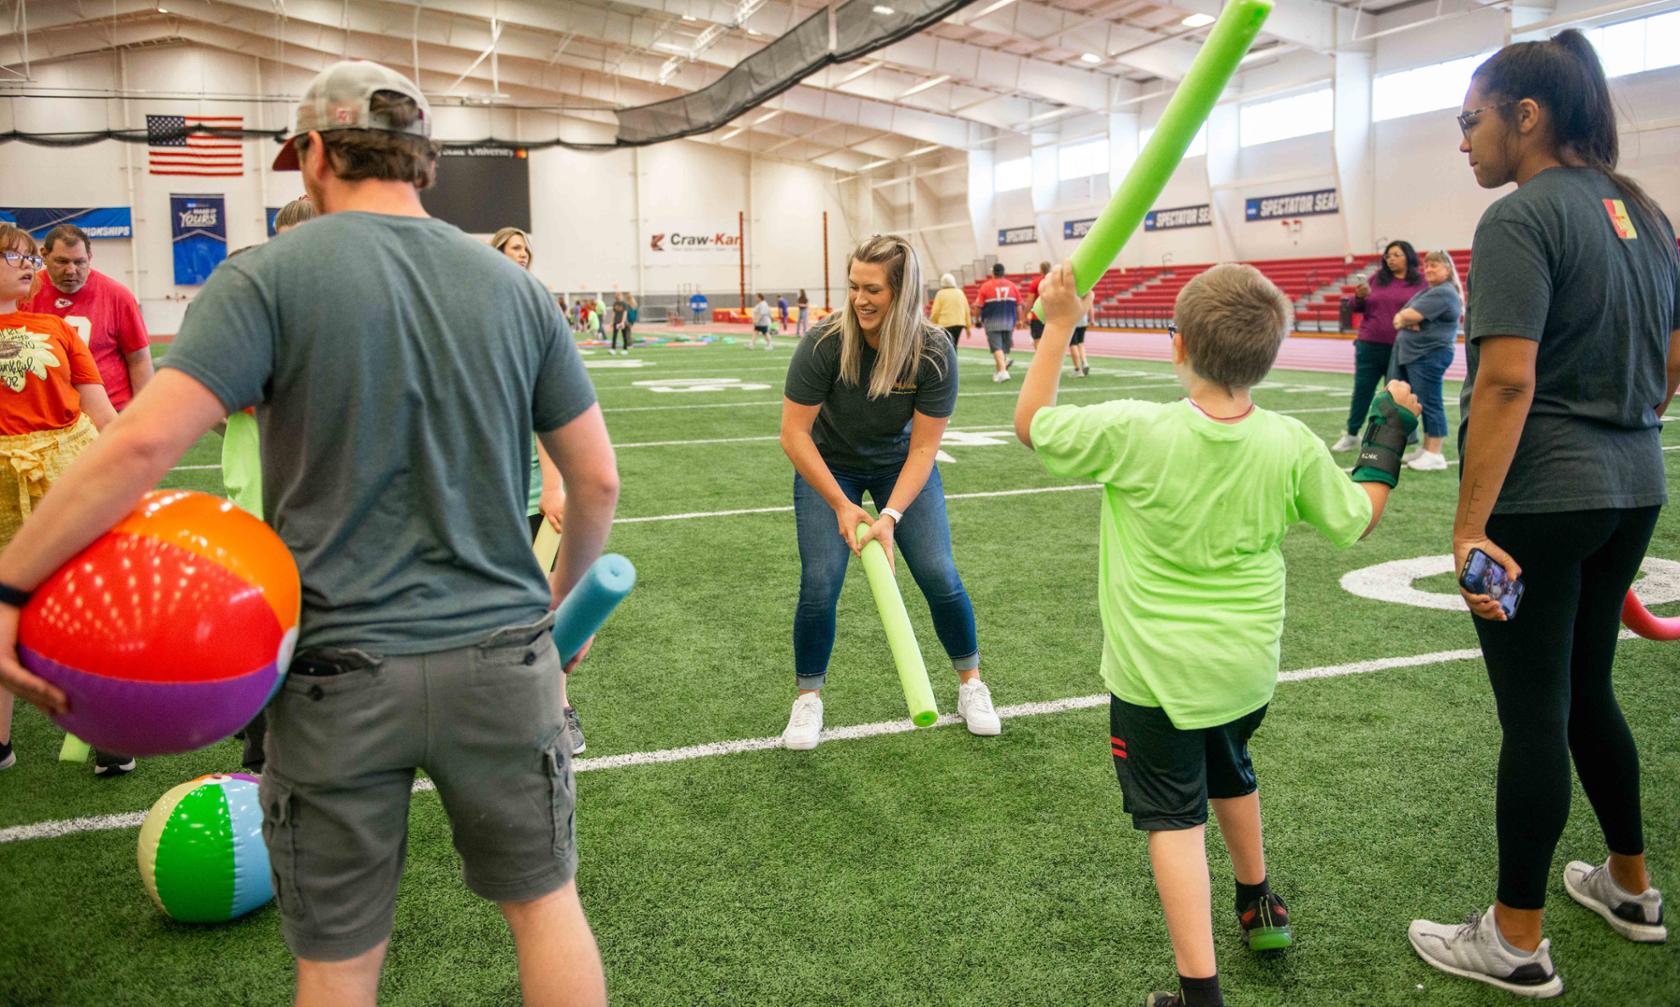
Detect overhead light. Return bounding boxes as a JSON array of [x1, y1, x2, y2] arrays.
[[970, 0, 1016, 19], [718, 127, 744, 141], [899, 74, 950, 99], [1239, 46, 1277, 64], [752, 109, 782, 125], [860, 157, 893, 170], [1025, 106, 1071, 123], [872, 4, 896, 13], [836, 62, 881, 85], [1181, 13, 1215, 28], [655, 41, 690, 54], [905, 143, 940, 157], [681, 14, 698, 21], [746, 28, 762, 36], [1080, 52, 1101, 64]]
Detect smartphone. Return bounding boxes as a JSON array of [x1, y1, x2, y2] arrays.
[[1460, 548, 1524, 619]]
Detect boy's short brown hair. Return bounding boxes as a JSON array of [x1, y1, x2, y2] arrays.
[[292, 91, 440, 190], [1173, 264, 1292, 390]]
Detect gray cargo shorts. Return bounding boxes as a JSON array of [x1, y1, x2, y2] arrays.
[[984, 325, 1014, 354], [259, 611, 575, 961]]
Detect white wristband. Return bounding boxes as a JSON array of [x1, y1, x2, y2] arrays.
[[879, 507, 904, 524]]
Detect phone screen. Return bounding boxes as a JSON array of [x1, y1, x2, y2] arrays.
[[1460, 550, 1524, 619]]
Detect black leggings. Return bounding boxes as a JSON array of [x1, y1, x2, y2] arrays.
[[1474, 506, 1660, 909], [612, 324, 631, 351]]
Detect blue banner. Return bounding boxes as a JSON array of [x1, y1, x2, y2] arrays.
[[171, 194, 227, 286], [1245, 188, 1339, 221], [266, 206, 282, 237], [997, 225, 1036, 246], [1143, 204, 1212, 231], [1063, 218, 1095, 239], [0, 207, 132, 240]]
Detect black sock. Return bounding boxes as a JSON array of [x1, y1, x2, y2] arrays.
[[1235, 876, 1271, 912], [1178, 973, 1223, 1007]]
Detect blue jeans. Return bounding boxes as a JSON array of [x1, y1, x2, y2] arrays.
[[1397, 345, 1454, 439], [793, 464, 979, 689]]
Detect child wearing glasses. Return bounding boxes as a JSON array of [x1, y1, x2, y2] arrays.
[[1015, 261, 1421, 1007], [0, 222, 116, 773]]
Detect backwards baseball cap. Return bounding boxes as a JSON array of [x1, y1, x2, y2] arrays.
[[272, 60, 432, 171]]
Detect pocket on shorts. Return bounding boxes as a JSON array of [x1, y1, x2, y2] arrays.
[[541, 727, 576, 863], [261, 776, 304, 920], [475, 613, 558, 671]]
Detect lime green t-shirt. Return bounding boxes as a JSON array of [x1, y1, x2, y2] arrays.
[[1030, 399, 1372, 729], [221, 410, 263, 519]]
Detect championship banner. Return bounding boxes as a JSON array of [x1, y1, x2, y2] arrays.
[[1063, 218, 1096, 240], [1143, 204, 1212, 231], [997, 225, 1037, 246], [171, 194, 227, 286], [1245, 188, 1338, 221], [0, 207, 132, 240]]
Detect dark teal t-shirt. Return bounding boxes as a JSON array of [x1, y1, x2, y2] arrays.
[[161, 212, 598, 653], [1460, 167, 1677, 514], [783, 317, 958, 472]]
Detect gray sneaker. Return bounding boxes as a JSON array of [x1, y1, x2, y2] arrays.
[[1564, 860, 1667, 942], [1408, 906, 1563, 998], [563, 706, 586, 755]]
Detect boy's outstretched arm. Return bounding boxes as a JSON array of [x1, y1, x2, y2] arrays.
[[1015, 261, 1092, 447], [1350, 380, 1422, 537]]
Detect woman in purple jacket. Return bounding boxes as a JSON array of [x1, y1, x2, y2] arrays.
[[1333, 241, 1425, 451]]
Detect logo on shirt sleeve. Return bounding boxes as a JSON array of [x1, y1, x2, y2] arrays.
[[1604, 199, 1639, 240]]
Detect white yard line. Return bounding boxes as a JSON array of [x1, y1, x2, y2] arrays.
[[1, 640, 1559, 846], [613, 483, 1101, 524]]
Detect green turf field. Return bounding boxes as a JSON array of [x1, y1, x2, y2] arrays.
[[2, 339, 1677, 1006]]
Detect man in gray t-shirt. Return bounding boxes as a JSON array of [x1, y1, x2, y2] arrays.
[[0, 61, 617, 1005]]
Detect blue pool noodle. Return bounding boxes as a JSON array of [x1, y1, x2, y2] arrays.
[[550, 554, 637, 663]]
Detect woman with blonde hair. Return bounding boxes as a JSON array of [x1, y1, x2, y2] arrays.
[[1390, 248, 1463, 471], [777, 234, 1000, 750], [929, 271, 971, 348], [0, 222, 116, 771]]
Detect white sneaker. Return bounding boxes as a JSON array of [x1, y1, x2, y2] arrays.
[[1330, 432, 1360, 452], [956, 678, 1001, 736], [1408, 906, 1563, 999], [1402, 445, 1422, 462], [991, 370, 1010, 383], [1407, 451, 1449, 471], [782, 693, 823, 750], [1563, 859, 1668, 942]]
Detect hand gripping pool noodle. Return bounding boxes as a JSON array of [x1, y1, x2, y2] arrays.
[[856, 523, 939, 728], [59, 733, 91, 763], [549, 554, 637, 665], [1032, 0, 1274, 319], [1622, 590, 1680, 641]]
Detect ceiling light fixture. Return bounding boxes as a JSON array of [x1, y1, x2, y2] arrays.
[[905, 143, 940, 157], [835, 61, 882, 85], [872, 4, 896, 14], [1080, 52, 1101, 63], [969, 0, 1016, 19], [655, 41, 690, 54], [899, 73, 951, 98], [1025, 106, 1071, 123], [860, 157, 893, 170], [1181, 13, 1215, 28], [753, 109, 782, 125], [718, 127, 744, 141]]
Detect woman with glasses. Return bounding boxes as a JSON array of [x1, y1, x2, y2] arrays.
[[777, 234, 1000, 750], [1407, 30, 1679, 998], [0, 223, 116, 772], [1332, 241, 1424, 453]]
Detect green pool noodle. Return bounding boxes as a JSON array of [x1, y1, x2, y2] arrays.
[[1033, 0, 1274, 318], [856, 523, 939, 728], [59, 733, 91, 763]]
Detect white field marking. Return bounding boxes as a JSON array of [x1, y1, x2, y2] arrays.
[[10, 636, 1660, 845], [1341, 555, 1680, 612], [612, 425, 1019, 451], [174, 465, 221, 471], [611, 483, 1101, 524], [598, 381, 1234, 413]]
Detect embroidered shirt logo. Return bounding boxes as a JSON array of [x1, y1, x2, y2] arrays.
[[1604, 199, 1639, 240], [0, 326, 61, 392]]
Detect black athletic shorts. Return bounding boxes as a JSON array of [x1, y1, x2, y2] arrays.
[[1070, 326, 1087, 346], [1029, 317, 1045, 341], [1110, 695, 1267, 831]]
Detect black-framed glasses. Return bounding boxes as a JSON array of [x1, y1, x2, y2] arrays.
[[1166, 321, 1178, 341], [0, 250, 44, 270], [1455, 101, 1517, 136]]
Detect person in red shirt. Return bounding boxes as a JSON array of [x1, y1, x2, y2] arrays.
[[0, 222, 115, 774], [27, 224, 153, 411], [974, 262, 1021, 382]]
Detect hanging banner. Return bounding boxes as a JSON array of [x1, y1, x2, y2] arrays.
[[0, 207, 133, 240], [1143, 204, 1212, 231], [997, 225, 1037, 246], [1245, 188, 1338, 221], [266, 207, 282, 237], [1063, 218, 1096, 239], [171, 194, 227, 286]]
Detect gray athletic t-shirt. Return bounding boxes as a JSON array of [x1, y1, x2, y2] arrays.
[[1459, 167, 1677, 514], [161, 212, 598, 653], [784, 318, 959, 471], [1396, 282, 1462, 364]]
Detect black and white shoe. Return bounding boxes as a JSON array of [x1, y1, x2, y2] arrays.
[[1409, 906, 1562, 998], [564, 706, 587, 756], [1564, 860, 1667, 942], [0, 740, 14, 771], [92, 750, 136, 778]]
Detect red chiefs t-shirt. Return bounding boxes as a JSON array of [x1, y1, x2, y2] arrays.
[[26, 269, 150, 409], [1025, 274, 1046, 315]]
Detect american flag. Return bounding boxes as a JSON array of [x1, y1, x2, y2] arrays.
[[147, 114, 244, 176]]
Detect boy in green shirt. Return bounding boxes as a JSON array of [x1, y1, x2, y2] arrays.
[[1016, 262, 1421, 1007]]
